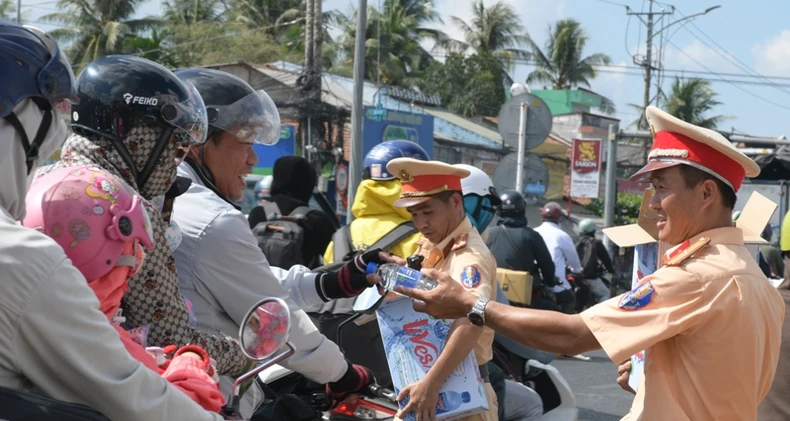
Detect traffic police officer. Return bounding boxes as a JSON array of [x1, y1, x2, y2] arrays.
[[386, 158, 498, 421], [395, 106, 785, 421]]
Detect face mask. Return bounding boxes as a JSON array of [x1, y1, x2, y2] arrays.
[[464, 195, 496, 233]]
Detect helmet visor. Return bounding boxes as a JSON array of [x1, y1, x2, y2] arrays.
[[24, 25, 79, 110], [163, 82, 208, 145], [210, 90, 281, 145]]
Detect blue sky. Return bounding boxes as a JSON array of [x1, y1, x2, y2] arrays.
[[24, 0, 790, 136]]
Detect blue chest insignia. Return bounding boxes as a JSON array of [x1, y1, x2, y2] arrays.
[[618, 281, 656, 311]]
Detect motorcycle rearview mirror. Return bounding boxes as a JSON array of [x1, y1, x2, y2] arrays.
[[352, 287, 386, 315], [223, 297, 296, 417], [337, 288, 388, 353]]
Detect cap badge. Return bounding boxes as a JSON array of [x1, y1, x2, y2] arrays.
[[399, 169, 414, 183], [648, 122, 656, 138]]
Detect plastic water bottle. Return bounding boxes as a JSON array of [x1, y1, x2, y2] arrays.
[[436, 391, 471, 414], [366, 263, 438, 291]]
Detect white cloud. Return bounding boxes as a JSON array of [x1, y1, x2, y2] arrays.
[[752, 29, 790, 75], [661, 39, 740, 74]]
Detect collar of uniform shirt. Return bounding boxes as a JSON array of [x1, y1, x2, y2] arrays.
[[663, 226, 744, 261], [419, 216, 474, 259]]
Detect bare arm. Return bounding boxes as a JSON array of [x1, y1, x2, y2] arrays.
[[400, 269, 601, 357], [484, 300, 600, 356], [425, 319, 481, 386]]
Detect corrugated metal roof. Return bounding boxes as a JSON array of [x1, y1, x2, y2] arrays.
[[258, 62, 506, 151], [420, 106, 503, 142], [249, 64, 366, 110]]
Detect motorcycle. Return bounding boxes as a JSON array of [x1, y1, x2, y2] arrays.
[[257, 288, 399, 420], [221, 296, 297, 419]]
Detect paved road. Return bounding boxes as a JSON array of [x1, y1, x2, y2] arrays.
[[552, 350, 634, 421]]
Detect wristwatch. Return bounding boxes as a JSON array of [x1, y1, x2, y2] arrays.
[[467, 297, 489, 328]]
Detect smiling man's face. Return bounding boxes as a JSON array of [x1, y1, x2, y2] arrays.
[[202, 131, 259, 201], [649, 166, 708, 246]]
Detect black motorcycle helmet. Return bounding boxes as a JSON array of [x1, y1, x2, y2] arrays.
[[497, 189, 526, 217], [71, 55, 208, 189], [174, 68, 280, 145]]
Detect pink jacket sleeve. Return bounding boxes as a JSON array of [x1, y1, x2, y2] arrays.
[[162, 355, 226, 413]]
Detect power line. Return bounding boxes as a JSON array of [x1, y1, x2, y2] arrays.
[[669, 6, 790, 97], [663, 38, 790, 111], [431, 52, 790, 85], [593, 0, 630, 7]]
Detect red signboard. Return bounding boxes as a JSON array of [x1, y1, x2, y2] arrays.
[[570, 139, 603, 198]]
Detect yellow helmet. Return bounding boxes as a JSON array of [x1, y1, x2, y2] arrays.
[[781, 211, 790, 251]]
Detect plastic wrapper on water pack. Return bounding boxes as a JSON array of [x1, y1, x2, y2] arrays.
[[375, 295, 489, 421]]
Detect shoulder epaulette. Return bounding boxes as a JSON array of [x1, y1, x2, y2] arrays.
[[663, 236, 711, 267], [450, 234, 468, 252]]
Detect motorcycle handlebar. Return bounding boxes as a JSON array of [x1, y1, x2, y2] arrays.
[[367, 384, 397, 403]]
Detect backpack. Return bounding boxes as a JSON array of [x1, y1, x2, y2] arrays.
[[0, 386, 111, 421], [576, 235, 599, 279], [316, 220, 418, 273], [250, 202, 313, 269]]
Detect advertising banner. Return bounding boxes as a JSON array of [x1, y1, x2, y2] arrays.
[[570, 138, 603, 198]]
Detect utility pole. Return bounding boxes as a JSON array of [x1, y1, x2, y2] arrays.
[[304, 0, 315, 83], [313, 0, 323, 89], [17, 0, 21, 22], [603, 124, 618, 254], [626, 2, 720, 163], [347, 0, 367, 223], [627, 0, 672, 164]]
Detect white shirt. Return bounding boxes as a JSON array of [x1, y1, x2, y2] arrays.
[[534, 221, 583, 293], [172, 163, 347, 384]]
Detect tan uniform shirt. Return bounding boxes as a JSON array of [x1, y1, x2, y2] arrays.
[[415, 217, 497, 365], [581, 227, 785, 421], [412, 217, 498, 421]]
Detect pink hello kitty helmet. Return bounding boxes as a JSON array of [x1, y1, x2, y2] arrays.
[[23, 165, 154, 280]]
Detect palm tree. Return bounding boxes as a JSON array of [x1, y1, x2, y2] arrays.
[[526, 19, 614, 113], [664, 77, 728, 129], [0, 0, 15, 19], [43, 0, 159, 70], [450, 0, 529, 71], [122, 28, 179, 67], [332, 0, 450, 86], [162, 0, 223, 24], [226, 0, 301, 31]]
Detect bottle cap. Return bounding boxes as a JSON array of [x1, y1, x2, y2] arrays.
[[366, 262, 379, 275], [461, 392, 471, 403]]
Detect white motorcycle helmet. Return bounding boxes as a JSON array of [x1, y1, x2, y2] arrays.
[[454, 164, 500, 232]]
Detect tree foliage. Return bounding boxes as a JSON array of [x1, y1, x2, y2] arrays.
[[526, 19, 614, 113], [418, 52, 505, 117], [664, 77, 729, 129], [587, 193, 642, 225]]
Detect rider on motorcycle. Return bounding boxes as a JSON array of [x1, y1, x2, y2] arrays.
[[323, 140, 430, 263], [23, 166, 225, 412], [171, 68, 391, 409], [454, 164, 501, 236], [37, 55, 253, 376], [0, 20, 223, 420]]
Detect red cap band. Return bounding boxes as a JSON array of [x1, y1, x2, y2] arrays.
[[652, 131, 746, 191], [400, 174, 463, 198]]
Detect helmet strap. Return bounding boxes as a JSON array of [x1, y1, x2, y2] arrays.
[[137, 127, 175, 190], [107, 136, 140, 187], [3, 97, 53, 175]]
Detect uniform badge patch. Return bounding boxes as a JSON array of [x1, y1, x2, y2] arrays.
[[460, 265, 481, 289], [618, 281, 656, 311]]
